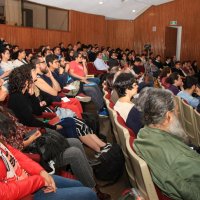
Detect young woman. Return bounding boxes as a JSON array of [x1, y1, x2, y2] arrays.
[[113, 73, 143, 134], [13, 49, 27, 67]]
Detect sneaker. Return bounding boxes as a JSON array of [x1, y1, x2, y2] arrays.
[[94, 151, 102, 159], [98, 109, 109, 118], [101, 143, 112, 151], [75, 93, 91, 102]]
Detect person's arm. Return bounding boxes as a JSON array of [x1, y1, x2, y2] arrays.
[[0, 174, 45, 200], [8, 94, 56, 129], [45, 68, 61, 92], [82, 58, 88, 75], [35, 77, 58, 96]]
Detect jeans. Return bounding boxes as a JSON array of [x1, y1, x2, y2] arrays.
[[83, 84, 104, 111], [34, 175, 97, 200], [87, 77, 100, 85], [55, 138, 96, 188]]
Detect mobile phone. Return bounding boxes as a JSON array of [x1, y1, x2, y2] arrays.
[[24, 129, 37, 140]]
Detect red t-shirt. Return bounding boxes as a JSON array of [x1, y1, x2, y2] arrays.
[[69, 61, 85, 77]]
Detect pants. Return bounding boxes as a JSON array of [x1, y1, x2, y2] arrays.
[[83, 84, 104, 111], [55, 138, 96, 188], [58, 117, 78, 138], [34, 175, 97, 200], [87, 77, 100, 85]]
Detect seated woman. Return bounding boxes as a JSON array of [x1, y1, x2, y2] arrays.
[[8, 65, 111, 155], [159, 67, 171, 88], [13, 49, 28, 67], [113, 73, 143, 135], [0, 123, 97, 200]]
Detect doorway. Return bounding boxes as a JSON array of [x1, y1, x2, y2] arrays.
[[164, 26, 182, 60]]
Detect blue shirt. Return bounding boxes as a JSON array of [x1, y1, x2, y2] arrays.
[[177, 91, 200, 108]]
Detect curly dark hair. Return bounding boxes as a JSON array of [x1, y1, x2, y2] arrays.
[[113, 72, 136, 97], [8, 64, 33, 94]]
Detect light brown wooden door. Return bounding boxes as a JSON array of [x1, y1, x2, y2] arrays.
[[164, 27, 177, 58]]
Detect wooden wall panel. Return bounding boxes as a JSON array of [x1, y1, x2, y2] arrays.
[[70, 10, 106, 46], [106, 20, 134, 50]]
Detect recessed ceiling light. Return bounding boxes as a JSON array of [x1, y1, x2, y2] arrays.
[[132, 9, 136, 12], [99, 1, 103, 4]]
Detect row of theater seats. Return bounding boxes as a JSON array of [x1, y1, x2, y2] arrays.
[[102, 85, 172, 200], [174, 95, 200, 146]]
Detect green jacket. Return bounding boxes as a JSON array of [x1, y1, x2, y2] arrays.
[[134, 126, 200, 200]]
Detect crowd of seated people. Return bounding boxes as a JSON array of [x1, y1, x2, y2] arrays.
[[0, 37, 200, 199]]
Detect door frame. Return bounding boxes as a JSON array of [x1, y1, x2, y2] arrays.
[[169, 26, 182, 60]]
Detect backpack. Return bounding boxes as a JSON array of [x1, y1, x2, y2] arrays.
[[82, 112, 100, 135], [93, 143, 125, 184]]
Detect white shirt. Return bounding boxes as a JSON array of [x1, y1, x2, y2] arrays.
[[0, 61, 14, 72], [114, 101, 134, 122], [94, 58, 109, 71], [13, 59, 27, 68]]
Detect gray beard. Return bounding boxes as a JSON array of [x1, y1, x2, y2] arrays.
[[168, 114, 189, 144]]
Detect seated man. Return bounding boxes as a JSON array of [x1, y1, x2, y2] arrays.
[[134, 88, 200, 200], [94, 51, 109, 71], [167, 72, 183, 95], [177, 76, 200, 109]]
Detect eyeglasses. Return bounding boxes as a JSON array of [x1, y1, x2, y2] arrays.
[[39, 61, 46, 64]]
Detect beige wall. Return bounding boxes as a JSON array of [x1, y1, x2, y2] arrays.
[[48, 8, 68, 31], [23, 2, 46, 29], [5, 0, 22, 26]]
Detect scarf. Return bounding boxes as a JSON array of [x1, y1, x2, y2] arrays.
[[0, 142, 28, 183]]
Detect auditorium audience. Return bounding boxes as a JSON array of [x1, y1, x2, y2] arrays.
[[134, 88, 200, 200], [94, 51, 109, 71]]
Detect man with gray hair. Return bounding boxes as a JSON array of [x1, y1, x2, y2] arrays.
[[134, 88, 200, 200]]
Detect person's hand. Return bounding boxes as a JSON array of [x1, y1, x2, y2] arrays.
[[65, 63, 70, 72], [56, 124, 63, 130], [40, 170, 56, 193], [195, 86, 200, 96], [39, 101, 47, 107], [59, 67, 64, 74], [28, 84, 34, 95], [29, 130, 41, 142], [45, 68, 53, 78]]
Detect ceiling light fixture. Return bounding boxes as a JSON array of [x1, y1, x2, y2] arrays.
[[99, 1, 103, 5], [132, 9, 136, 12]]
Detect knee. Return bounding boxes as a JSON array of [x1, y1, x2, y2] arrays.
[[80, 187, 97, 200], [67, 138, 83, 149]]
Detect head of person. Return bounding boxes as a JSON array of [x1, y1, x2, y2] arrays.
[[184, 76, 198, 92], [0, 107, 16, 139], [96, 51, 102, 59], [1, 48, 10, 61], [74, 52, 83, 63], [31, 55, 48, 74], [53, 46, 61, 56], [46, 54, 59, 70], [68, 49, 74, 57], [159, 67, 171, 80], [110, 52, 117, 59], [12, 45, 19, 53], [138, 87, 188, 143], [42, 48, 52, 57], [17, 49, 26, 60], [175, 61, 182, 69], [155, 55, 161, 61], [133, 57, 142, 66], [105, 73, 115, 92], [59, 42, 64, 48], [122, 53, 127, 60], [113, 72, 138, 99], [165, 57, 171, 63], [9, 64, 32, 94], [167, 72, 183, 87], [25, 51, 33, 63]]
